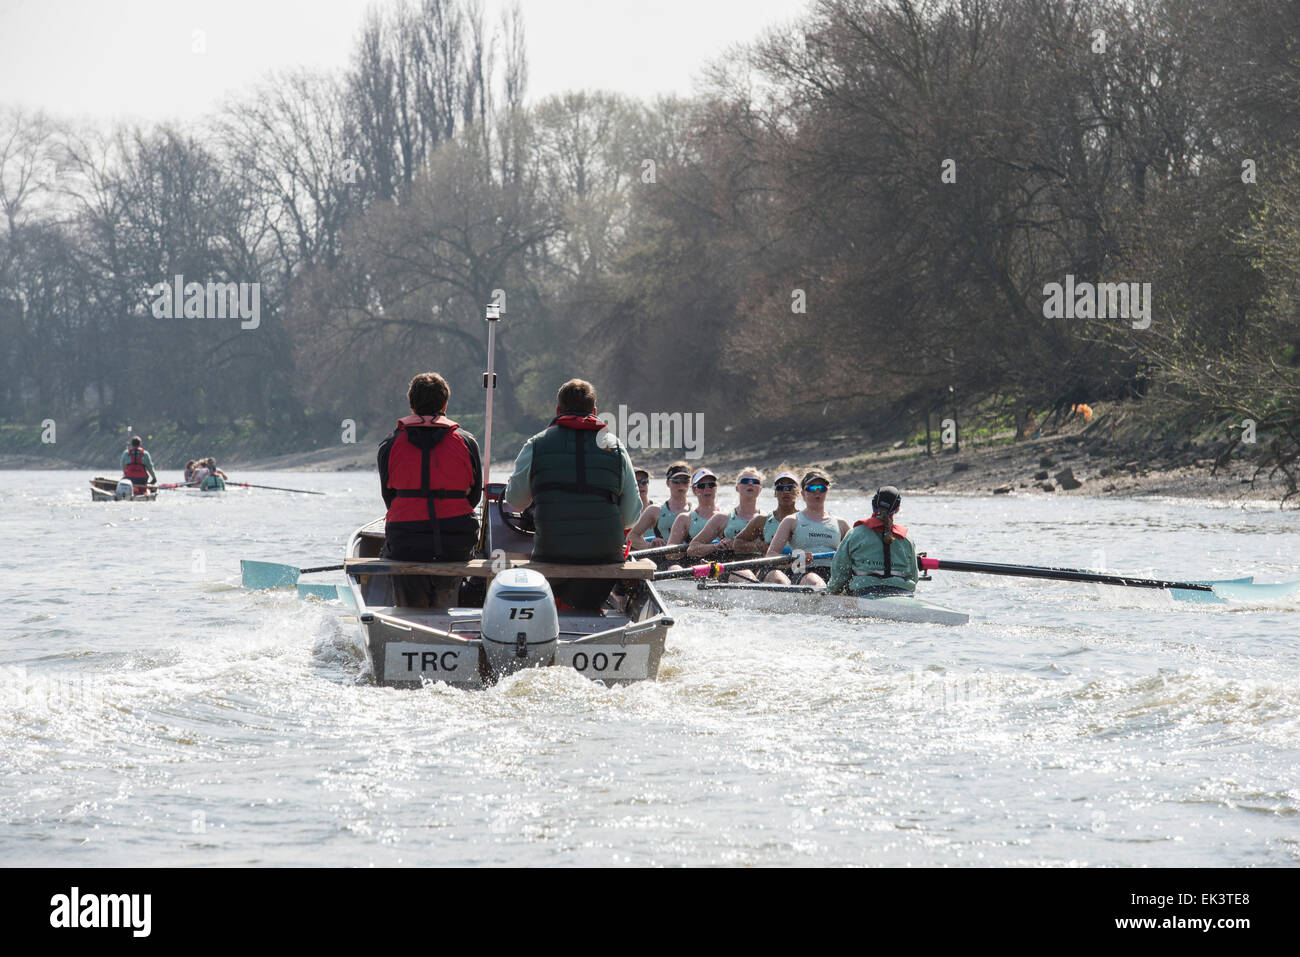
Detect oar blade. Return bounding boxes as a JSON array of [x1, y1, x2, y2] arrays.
[[1209, 580, 1300, 602], [241, 559, 301, 589], [296, 582, 340, 600], [1169, 577, 1253, 604]]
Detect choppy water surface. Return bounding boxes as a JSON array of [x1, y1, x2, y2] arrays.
[[2, 470, 1297, 866]]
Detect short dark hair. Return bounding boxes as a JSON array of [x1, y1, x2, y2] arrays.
[[408, 372, 450, 416], [557, 378, 597, 415], [130, 436, 142, 448]]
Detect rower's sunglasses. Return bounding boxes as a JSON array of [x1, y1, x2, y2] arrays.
[[774, 483, 797, 492], [737, 478, 761, 485], [668, 475, 690, 484], [803, 483, 829, 493], [637, 478, 649, 486], [694, 481, 717, 489]]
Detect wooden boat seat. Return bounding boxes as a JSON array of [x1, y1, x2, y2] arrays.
[[345, 557, 656, 580]]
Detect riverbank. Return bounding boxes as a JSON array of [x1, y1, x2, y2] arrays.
[[6, 404, 1291, 504]]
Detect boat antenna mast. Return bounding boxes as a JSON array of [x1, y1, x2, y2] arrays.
[[477, 301, 501, 554]]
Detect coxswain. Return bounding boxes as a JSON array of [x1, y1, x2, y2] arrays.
[[765, 469, 849, 587], [625, 461, 692, 549], [120, 436, 157, 491], [504, 378, 640, 607], [827, 485, 919, 595], [379, 373, 483, 605]]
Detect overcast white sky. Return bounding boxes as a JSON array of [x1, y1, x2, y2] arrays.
[[0, 0, 812, 125]]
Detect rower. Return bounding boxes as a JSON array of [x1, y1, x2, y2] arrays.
[[625, 461, 691, 549], [184, 460, 199, 484], [733, 468, 799, 557], [379, 372, 483, 605], [664, 468, 723, 566], [765, 469, 850, 587], [504, 378, 640, 607], [827, 485, 919, 595], [688, 467, 764, 559], [634, 468, 652, 510], [199, 458, 227, 491], [121, 436, 157, 491]]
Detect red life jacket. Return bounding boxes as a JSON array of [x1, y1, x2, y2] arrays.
[[385, 414, 475, 523], [123, 447, 149, 481], [854, 516, 908, 539]]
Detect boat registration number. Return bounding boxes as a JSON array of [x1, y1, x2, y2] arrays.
[[554, 644, 650, 679], [384, 643, 479, 682]]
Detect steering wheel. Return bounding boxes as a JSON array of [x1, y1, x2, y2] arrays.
[[498, 497, 536, 536]]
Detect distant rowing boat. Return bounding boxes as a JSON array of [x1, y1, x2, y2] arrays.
[[656, 579, 970, 625]]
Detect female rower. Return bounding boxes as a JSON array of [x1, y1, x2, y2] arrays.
[[733, 468, 799, 557], [635, 468, 652, 510], [765, 468, 850, 587], [664, 468, 723, 567], [625, 461, 692, 549], [688, 467, 765, 559], [184, 460, 199, 484]]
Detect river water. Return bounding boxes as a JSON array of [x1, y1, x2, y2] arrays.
[[2, 470, 1297, 867]]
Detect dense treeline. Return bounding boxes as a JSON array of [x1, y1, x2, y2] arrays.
[[2, 0, 1298, 489]]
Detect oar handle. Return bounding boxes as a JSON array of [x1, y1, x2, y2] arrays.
[[919, 557, 1213, 592], [630, 542, 689, 559]]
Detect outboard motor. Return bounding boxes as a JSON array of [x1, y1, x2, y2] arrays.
[[115, 478, 134, 500], [479, 568, 559, 679]]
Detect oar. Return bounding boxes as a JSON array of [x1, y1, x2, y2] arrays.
[[630, 542, 689, 559], [917, 558, 1300, 601], [155, 481, 199, 490], [918, 556, 1214, 591], [226, 481, 324, 495], [241, 559, 345, 589], [654, 550, 835, 581]]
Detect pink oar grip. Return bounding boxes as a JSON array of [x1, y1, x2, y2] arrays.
[[919, 556, 939, 570]]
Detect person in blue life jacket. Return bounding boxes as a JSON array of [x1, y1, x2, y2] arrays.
[[827, 485, 920, 595], [504, 378, 641, 608]]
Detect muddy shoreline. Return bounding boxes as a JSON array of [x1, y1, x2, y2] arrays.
[[6, 419, 1290, 504]]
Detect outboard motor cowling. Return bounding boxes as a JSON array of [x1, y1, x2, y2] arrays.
[[115, 478, 134, 500], [480, 568, 558, 678]]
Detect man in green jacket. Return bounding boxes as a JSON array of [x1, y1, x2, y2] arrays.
[[505, 379, 641, 606], [827, 486, 919, 595]]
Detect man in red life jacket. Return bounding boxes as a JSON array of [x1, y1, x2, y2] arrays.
[[120, 436, 157, 490], [378, 373, 483, 572], [504, 378, 641, 607]]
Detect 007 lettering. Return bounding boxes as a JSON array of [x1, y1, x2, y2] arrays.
[[570, 651, 625, 673]]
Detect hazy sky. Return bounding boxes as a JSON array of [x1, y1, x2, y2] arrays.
[[0, 0, 812, 125]]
